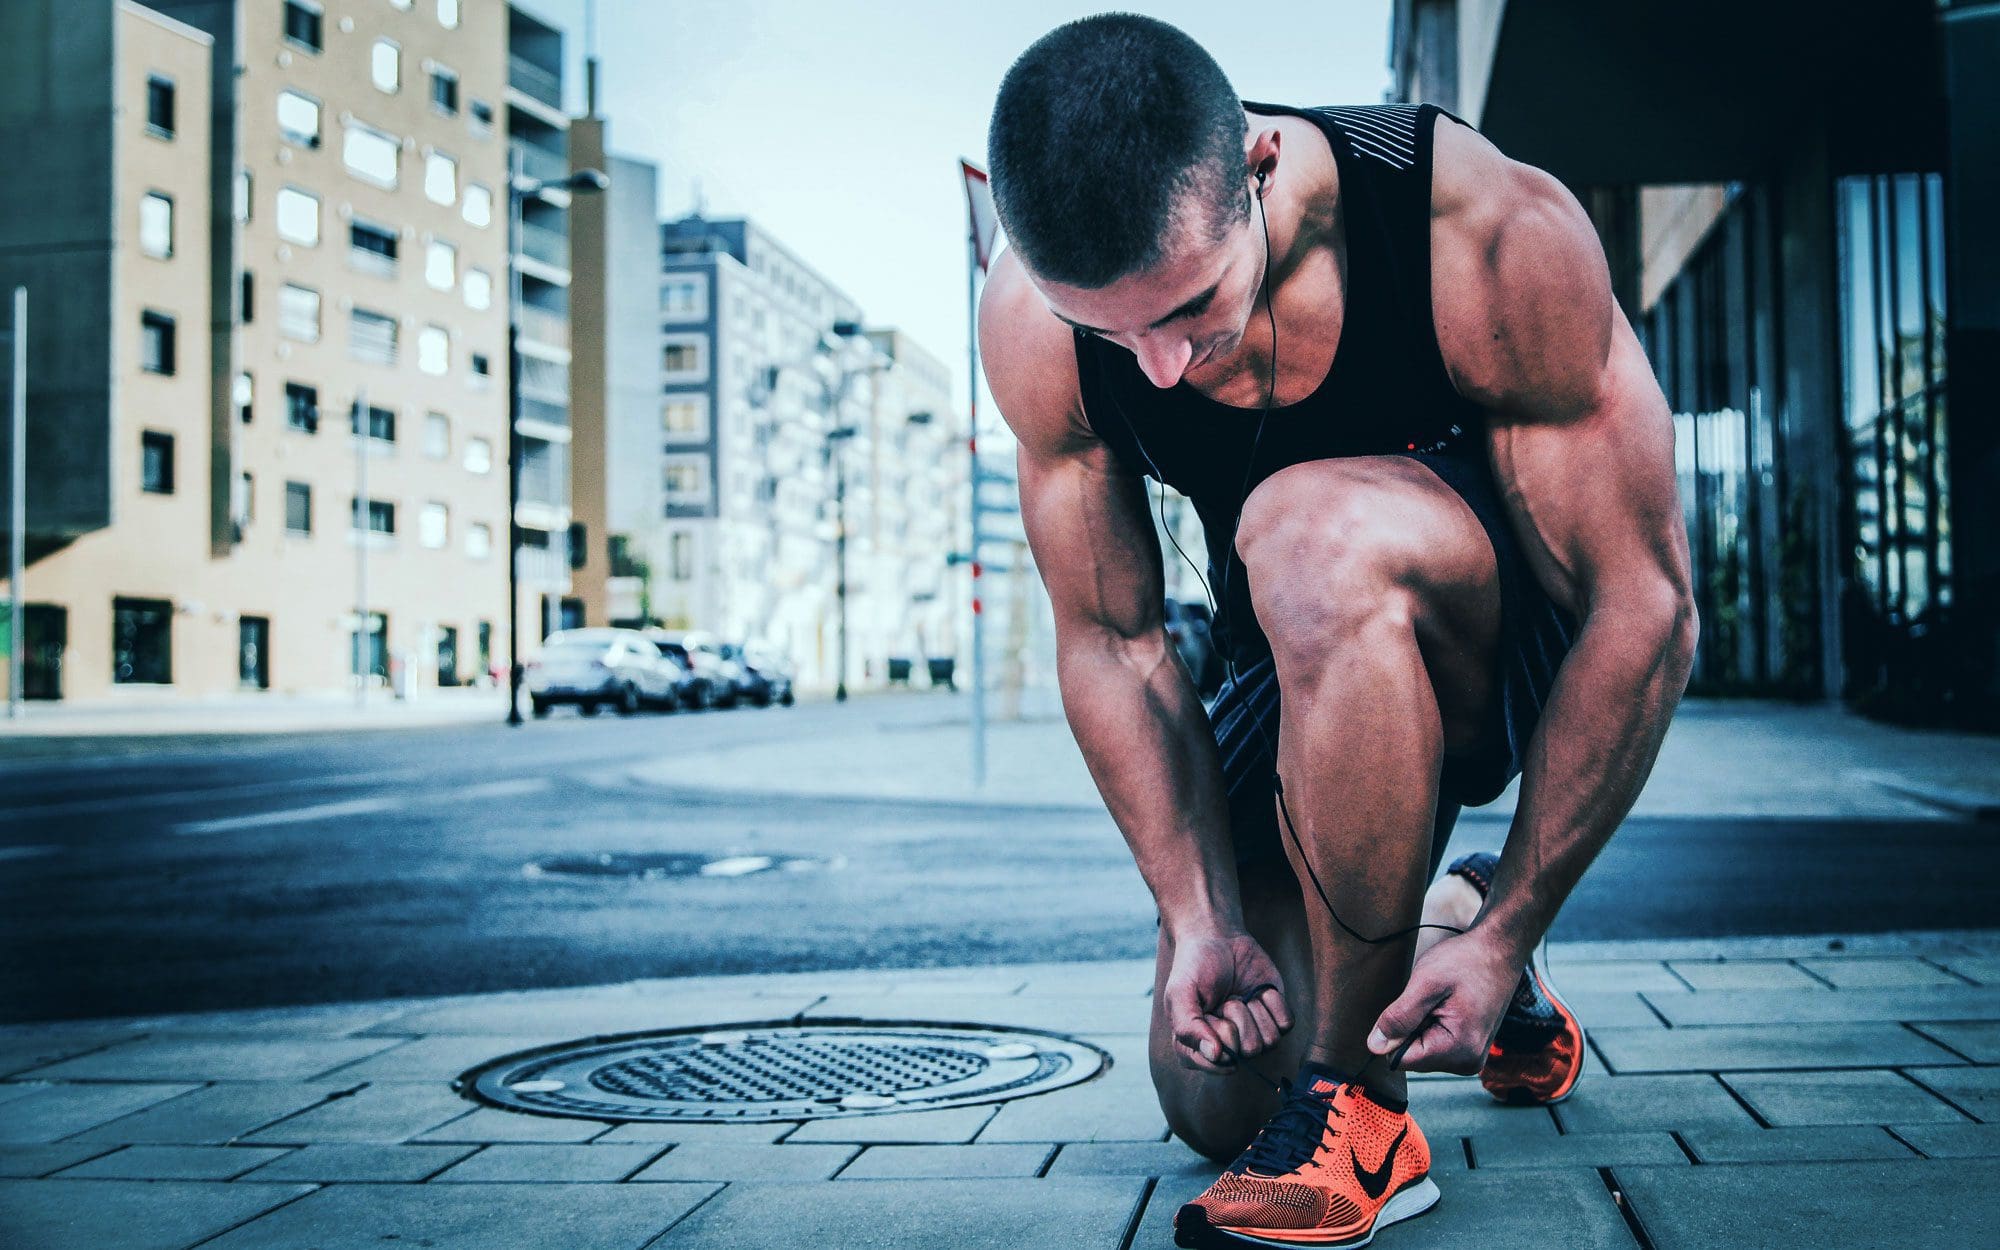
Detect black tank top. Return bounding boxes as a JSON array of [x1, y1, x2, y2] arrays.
[[1074, 101, 1487, 667]]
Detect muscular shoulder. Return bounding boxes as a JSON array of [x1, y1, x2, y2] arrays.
[[1428, 118, 1616, 422], [977, 248, 1095, 457]]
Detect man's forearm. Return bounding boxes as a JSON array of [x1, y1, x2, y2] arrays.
[[1057, 632, 1245, 938], [1477, 597, 1696, 956]]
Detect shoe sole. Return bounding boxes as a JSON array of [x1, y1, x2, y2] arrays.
[[1487, 947, 1586, 1106], [1174, 1176, 1441, 1248]]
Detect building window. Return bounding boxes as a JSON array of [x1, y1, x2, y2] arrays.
[[146, 75, 175, 138], [371, 39, 399, 92], [236, 471, 254, 525], [423, 411, 450, 458], [141, 430, 175, 493], [663, 455, 708, 503], [463, 267, 492, 310], [420, 501, 449, 548], [236, 372, 254, 425], [463, 436, 492, 473], [352, 496, 396, 535], [469, 99, 494, 136], [285, 480, 312, 533], [430, 66, 459, 115], [279, 283, 320, 342], [661, 336, 706, 379], [282, 0, 323, 53], [437, 0, 459, 29], [349, 218, 398, 275], [277, 91, 321, 148], [661, 274, 707, 320], [350, 307, 399, 364], [461, 183, 491, 228], [417, 324, 449, 375], [139, 191, 174, 258], [275, 185, 320, 246], [670, 531, 693, 581], [351, 400, 395, 442], [425, 239, 456, 290], [424, 150, 457, 205], [112, 597, 173, 685], [285, 381, 319, 432], [234, 169, 253, 222], [568, 522, 587, 570], [343, 121, 400, 189], [240, 271, 255, 324], [469, 351, 491, 380], [662, 395, 708, 439], [140, 310, 176, 375], [466, 521, 491, 558]]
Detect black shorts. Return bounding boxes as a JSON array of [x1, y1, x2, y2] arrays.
[[1207, 450, 1578, 876]]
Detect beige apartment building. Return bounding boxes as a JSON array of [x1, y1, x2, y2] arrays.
[[0, 0, 523, 701]]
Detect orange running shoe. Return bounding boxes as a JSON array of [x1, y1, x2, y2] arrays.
[[1174, 1063, 1439, 1248], [1445, 852, 1587, 1105]]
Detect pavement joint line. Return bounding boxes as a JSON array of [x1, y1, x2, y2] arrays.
[[637, 1179, 730, 1249], [1600, 1165, 1658, 1250], [1583, 1029, 1619, 1075], [1117, 1175, 1158, 1250], [1458, 1136, 1475, 1170], [1636, 993, 1676, 1029], [1882, 1125, 1932, 1159], [1922, 955, 1984, 987], [1901, 1021, 1979, 1064], [181, 1179, 325, 1248], [1892, 1067, 1983, 1121], [1661, 963, 1700, 992], [1667, 1129, 1701, 1165], [1034, 1143, 1060, 1178], [1712, 1072, 1773, 1129], [1791, 958, 1840, 989]]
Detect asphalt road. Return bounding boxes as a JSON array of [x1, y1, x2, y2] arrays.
[[3, 698, 1995, 1024]]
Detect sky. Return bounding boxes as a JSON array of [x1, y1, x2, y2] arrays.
[[513, 0, 1394, 420]]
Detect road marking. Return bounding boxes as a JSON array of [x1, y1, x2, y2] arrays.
[[456, 777, 553, 801], [6, 770, 423, 820], [173, 796, 404, 836], [700, 855, 774, 878]]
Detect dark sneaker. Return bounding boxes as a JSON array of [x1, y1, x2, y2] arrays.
[[1444, 851, 1586, 1105], [1174, 1061, 1439, 1248]]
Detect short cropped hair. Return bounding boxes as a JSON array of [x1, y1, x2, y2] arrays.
[[987, 13, 1248, 288]]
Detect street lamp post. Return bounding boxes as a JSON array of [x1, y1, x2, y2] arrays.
[[505, 151, 607, 726], [826, 424, 857, 701]]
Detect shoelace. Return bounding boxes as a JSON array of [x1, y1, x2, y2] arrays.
[[1231, 1078, 1349, 1176]]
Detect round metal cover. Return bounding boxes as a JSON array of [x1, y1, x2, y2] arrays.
[[459, 1022, 1109, 1123]]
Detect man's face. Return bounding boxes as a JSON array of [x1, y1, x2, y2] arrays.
[[1030, 193, 1263, 391]]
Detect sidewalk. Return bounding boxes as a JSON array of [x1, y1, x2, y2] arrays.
[[0, 687, 508, 739], [2, 930, 1996, 1248]]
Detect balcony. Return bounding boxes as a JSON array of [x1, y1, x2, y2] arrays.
[[509, 139, 569, 187], [517, 220, 569, 271], [517, 304, 568, 351], [508, 54, 562, 110], [519, 396, 569, 430]]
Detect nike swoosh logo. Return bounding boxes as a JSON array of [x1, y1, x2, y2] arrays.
[[1352, 1123, 1407, 1201]]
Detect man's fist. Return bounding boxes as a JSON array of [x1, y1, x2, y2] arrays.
[[1162, 930, 1293, 1073]]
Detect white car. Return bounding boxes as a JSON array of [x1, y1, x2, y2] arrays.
[[526, 628, 680, 717]]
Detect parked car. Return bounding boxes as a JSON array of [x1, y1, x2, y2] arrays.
[[645, 630, 738, 709], [730, 641, 796, 707], [1164, 599, 1222, 698], [526, 628, 680, 717]]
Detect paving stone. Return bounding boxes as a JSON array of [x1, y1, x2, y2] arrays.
[[0, 1082, 199, 1143], [0, 1179, 315, 1250], [1646, 985, 2000, 1028], [838, 1143, 1053, 1178], [1592, 1022, 1959, 1072], [659, 1176, 1146, 1249], [1469, 1130, 1686, 1169], [431, 1142, 663, 1182], [806, 993, 1152, 1034], [1796, 957, 1966, 989], [0, 1027, 140, 1079], [1890, 1122, 2000, 1157], [232, 1142, 477, 1182], [73, 1080, 346, 1144], [19, 1036, 402, 1082], [630, 1141, 857, 1181], [594, 1120, 793, 1145], [241, 1082, 476, 1143], [786, 1105, 996, 1144], [976, 1075, 1169, 1143], [1044, 1140, 1214, 1178], [1722, 1070, 1970, 1126], [306, 1033, 574, 1082], [1558, 991, 1666, 1029], [1540, 959, 1690, 995], [1616, 1160, 1998, 1249], [1911, 1021, 2000, 1063], [1934, 955, 2000, 985], [52, 1144, 292, 1180], [366, 992, 818, 1036], [120, 1001, 412, 1037], [1407, 1078, 1561, 1139], [1551, 1074, 1760, 1134], [0, 1143, 123, 1178], [414, 1107, 616, 1143], [1904, 1065, 2000, 1122], [1678, 1126, 1914, 1164], [0, 1081, 46, 1106], [1665, 960, 1829, 991], [199, 1181, 720, 1249]]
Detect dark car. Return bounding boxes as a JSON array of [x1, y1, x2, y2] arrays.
[[731, 641, 796, 707], [1164, 599, 1222, 697], [646, 630, 736, 709]]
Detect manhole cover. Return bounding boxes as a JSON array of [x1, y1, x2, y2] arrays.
[[524, 852, 834, 880], [459, 1023, 1108, 1122]]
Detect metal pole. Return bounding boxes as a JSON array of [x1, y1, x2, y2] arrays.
[[835, 439, 848, 702], [355, 385, 368, 707], [8, 287, 24, 719], [966, 237, 986, 786], [505, 146, 526, 726]]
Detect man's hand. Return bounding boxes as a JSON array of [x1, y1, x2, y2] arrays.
[[1162, 930, 1293, 1074], [1365, 929, 1521, 1074]]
